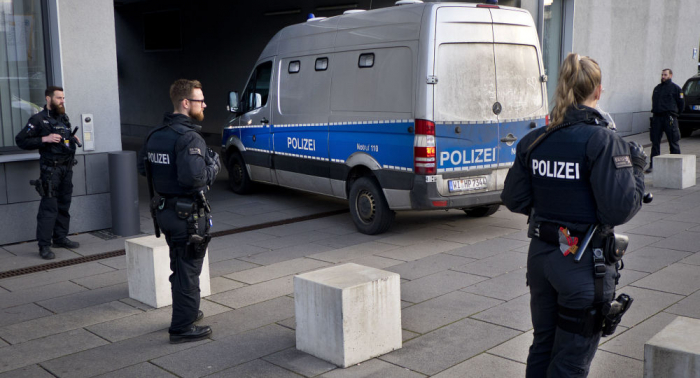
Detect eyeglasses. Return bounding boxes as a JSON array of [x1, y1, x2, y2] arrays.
[[187, 98, 205, 104]]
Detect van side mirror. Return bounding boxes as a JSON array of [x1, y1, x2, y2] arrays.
[[228, 91, 239, 113]]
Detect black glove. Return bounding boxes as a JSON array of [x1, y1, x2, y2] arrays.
[[628, 141, 647, 172], [206, 148, 221, 176]]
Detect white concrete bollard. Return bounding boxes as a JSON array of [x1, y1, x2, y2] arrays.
[[644, 316, 700, 377], [294, 263, 402, 368], [652, 154, 696, 189], [125, 235, 210, 308]]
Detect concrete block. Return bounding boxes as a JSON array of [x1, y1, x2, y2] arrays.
[[294, 263, 402, 368], [644, 316, 700, 377], [653, 154, 696, 189], [125, 235, 210, 308]]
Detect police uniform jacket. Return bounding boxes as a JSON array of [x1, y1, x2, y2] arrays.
[[501, 105, 645, 234], [15, 107, 76, 163], [652, 79, 684, 116], [138, 113, 216, 197]]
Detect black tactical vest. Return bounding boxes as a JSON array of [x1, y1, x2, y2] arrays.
[[145, 124, 194, 196], [40, 112, 75, 161], [529, 124, 600, 224]]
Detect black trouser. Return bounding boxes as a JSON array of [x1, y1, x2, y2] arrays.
[[37, 163, 73, 247], [156, 200, 208, 333], [526, 238, 616, 378], [649, 114, 681, 168]]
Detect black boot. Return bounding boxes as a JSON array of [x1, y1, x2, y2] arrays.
[[169, 325, 212, 344], [53, 238, 80, 249], [39, 246, 55, 260], [195, 310, 204, 323]]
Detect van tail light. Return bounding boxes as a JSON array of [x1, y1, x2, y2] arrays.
[[414, 119, 436, 175], [545, 114, 550, 126]]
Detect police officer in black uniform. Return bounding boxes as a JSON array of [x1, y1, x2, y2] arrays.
[[501, 54, 647, 377], [15, 86, 81, 260], [647, 68, 684, 173], [138, 79, 220, 344]]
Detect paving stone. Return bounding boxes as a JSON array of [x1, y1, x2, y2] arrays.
[[0, 364, 55, 378], [401, 270, 487, 304], [377, 227, 464, 247], [319, 358, 425, 378], [0, 281, 86, 309], [616, 269, 649, 289], [607, 246, 690, 274], [206, 359, 301, 378], [206, 296, 294, 340], [210, 277, 246, 294], [119, 297, 154, 311], [587, 350, 643, 378], [98, 256, 127, 270], [74, 237, 132, 256], [461, 268, 529, 301], [437, 225, 520, 245], [444, 237, 529, 260], [626, 220, 694, 238], [631, 263, 700, 295], [500, 229, 530, 242], [72, 269, 127, 289], [650, 231, 700, 253], [276, 316, 295, 330], [403, 329, 420, 342], [248, 231, 337, 250], [263, 347, 337, 377], [665, 289, 700, 319], [225, 257, 329, 284], [93, 362, 178, 378], [308, 241, 400, 263], [239, 242, 336, 265], [0, 329, 108, 374], [401, 291, 503, 334], [40, 329, 209, 378], [615, 286, 683, 328], [0, 301, 140, 345], [208, 258, 259, 277], [386, 254, 475, 280], [313, 232, 384, 249], [206, 243, 269, 263], [0, 339, 7, 348], [451, 251, 527, 278], [431, 353, 526, 378], [598, 312, 677, 360], [0, 262, 114, 291], [86, 299, 230, 342], [0, 303, 52, 328], [680, 251, 700, 266], [488, 330, 533, 363], [346, 255, 404, 269], [471, 293, 532, 331], [208, 276, 293, 309], [37, 282, 129, 313], [151, 324, 295, 378], [206, 231, 276, 252], [380, 318, 520, 376]]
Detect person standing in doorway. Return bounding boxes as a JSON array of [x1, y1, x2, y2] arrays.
[[647, 68, 684, 173], [15, 86, 81, 260]]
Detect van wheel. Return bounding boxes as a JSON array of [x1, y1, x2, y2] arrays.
[[227, 152, 253, 194], [349, 177, 395, 235], [463, 204, 500, 217]]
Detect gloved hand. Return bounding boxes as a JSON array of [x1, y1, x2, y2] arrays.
[[206, 148, 221, 176], [628, 141, 647, 172]]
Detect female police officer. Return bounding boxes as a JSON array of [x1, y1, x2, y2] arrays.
[[501, 53, 647, 377]]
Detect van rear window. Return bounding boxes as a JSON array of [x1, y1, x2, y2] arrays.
[[685, 80, 700, 96]]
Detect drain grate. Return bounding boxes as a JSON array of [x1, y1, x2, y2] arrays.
[[0, 250, 125, 279], [0, 208, 349, 280]]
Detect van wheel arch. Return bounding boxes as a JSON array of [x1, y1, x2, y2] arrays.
[[346, 168, 395, 235]]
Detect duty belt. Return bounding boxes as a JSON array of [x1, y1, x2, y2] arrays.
[[41, 157, 75, 167]]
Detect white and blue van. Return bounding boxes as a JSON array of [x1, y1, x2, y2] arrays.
[[221, 1, 549, 234]]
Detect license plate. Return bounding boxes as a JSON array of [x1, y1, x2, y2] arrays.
[[693, 105, 700, 111], [448, 176, 487, 192]]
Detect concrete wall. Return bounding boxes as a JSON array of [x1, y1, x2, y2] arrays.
[[573, 0, 700, 135], [0, 0, 121, 245]]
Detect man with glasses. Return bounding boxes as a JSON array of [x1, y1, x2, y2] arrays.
[[647, 68, 684, 173], [138, 79, 220, 344], [15, 86, 81, 260]]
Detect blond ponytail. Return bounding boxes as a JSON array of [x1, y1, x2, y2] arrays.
[[549, 53, 602, 128]]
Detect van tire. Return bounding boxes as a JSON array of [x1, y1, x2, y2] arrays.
[[463, 204, 500, 217], [349, 177, 395, 235], [227, 152, 253, 194]]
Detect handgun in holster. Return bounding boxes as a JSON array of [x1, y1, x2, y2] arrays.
[[601, 293, 633, 336]]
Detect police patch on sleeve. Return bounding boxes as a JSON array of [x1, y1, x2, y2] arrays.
[[613, 155, 633, 169], [189, 147, 202, 156]]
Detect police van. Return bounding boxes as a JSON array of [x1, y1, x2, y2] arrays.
[[221, 1, 549, 234]]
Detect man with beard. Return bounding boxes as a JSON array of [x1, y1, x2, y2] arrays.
[[647, 68, 684, 173], [16, 86, 81, 260], [138, 79, 220, 343]]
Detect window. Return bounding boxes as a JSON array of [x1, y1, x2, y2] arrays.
[[358, 53, 374, 68], [315, 57, 328, 71], [240, 61, 272, 113], [685, 80, 700, 97], [0, 0, 50, 149], [288, 60, 300, 74]]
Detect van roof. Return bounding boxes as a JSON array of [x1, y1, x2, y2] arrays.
[[257, 2, 531, 59]]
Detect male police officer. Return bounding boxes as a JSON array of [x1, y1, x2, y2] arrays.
[[16, 86, 81, 260], [138, 79, 220, 343], [647, 68, 684, 173]]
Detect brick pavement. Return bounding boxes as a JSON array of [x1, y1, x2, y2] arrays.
[[1, 133, 699, 377]]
